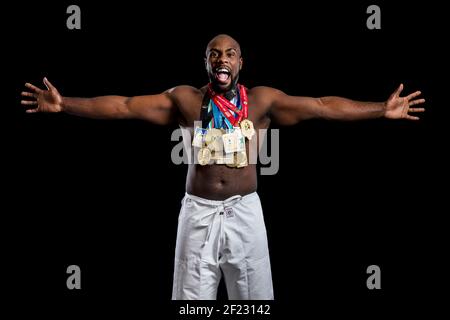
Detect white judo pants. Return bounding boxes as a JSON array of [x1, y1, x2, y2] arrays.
[[172, 192, 274, 300]]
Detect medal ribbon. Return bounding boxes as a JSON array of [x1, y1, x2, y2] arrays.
[[208, 83, 248, 127]]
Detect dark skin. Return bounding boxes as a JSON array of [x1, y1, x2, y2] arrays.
[[21, 34, 425, 200]]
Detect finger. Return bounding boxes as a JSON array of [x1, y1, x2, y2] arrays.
[[21, 91, 37, 98], [394, 83, 404, 97], [43, 77, 56, 91], [409, 98, 425, 106], [406, 91, 421, 100], [21, 100, 38, 105], [409, 107, 425, 113], [25, 82, 42, 93], [406, 115, 420, 121], [26, 108, 39, 113]]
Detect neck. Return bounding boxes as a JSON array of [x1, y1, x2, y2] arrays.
[[210, 82, 238, 100]]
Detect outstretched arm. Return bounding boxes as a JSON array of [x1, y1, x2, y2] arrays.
[[21, 78, 177, 125], [267, 84, 425, 125]]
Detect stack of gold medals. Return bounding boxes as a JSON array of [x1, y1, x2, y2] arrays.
[[192, 84, 255, 168]]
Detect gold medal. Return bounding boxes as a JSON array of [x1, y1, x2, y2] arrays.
[[240, 119, 255, 140], [208, 139, 223, 152], [226, 159, 237, 168], [211, 150, 225, 164], [225, 151, 248, 168], [220, 152, 234, 166], [197, 147, 211, 166], [205, 129, 223, 151], [236, 151, 248, 168], [225, 152, 237, 168], [204, 131, 213, 145], [209, 128, 223, 137]]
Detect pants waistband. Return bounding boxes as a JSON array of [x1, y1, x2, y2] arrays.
[[184, 191, 258, 207]]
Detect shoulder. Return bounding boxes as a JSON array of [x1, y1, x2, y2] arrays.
[[248, 86, 281, 95], [165, 85, 203, 108], [166, 85, 202, 98], [249, 86, 285, 99], [248, 86, 285, 107]]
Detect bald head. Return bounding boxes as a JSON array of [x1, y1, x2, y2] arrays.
[[206, 34, 241, 57], [205, 34, 243, 92]]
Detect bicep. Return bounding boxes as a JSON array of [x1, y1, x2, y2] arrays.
[[126, 92, 176, 125], [270, 92, 323, 125]]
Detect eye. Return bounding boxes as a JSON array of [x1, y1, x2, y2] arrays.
[[227, 52, 236, 58], [210, 52, 218, 58]]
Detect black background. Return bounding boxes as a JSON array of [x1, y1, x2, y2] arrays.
[[3, 0, 448, 318]]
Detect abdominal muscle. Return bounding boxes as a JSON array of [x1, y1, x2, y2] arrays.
[[186, 163, 258, 200]]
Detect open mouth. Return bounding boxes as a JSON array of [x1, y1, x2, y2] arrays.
[[214, 67, 231, 84]]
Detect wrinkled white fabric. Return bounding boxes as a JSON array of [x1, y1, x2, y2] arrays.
[[172, 192, 274, 300]]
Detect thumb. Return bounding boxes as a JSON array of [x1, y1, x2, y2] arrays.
[[43, 77, 56, 91], [394, 83, 404, 97]]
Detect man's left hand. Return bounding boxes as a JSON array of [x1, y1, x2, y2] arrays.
[[384, 83, 426, 120]]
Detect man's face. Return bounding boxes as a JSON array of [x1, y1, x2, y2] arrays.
[[205, 37, 243, 92]]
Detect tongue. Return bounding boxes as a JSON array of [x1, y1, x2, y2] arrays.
[[217, 73, 229, 83]]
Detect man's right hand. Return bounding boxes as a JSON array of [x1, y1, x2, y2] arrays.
[[20, 78, 182, 124], [21, 77, 63, 113]]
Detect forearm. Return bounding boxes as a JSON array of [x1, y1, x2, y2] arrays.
[[62, 96, 132, 119], [318, 96, 386, 121]]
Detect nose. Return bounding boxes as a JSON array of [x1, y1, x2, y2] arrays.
[[217, 53, 229, 65]]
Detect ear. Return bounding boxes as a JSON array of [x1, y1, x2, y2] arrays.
[[204, 57, 208, 70], [239, 57, 243, 70]]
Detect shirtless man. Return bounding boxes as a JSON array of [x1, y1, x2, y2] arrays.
[[21, 34, 425, 300]]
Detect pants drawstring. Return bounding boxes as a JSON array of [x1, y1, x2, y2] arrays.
[[200, 196, 242, 249]]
